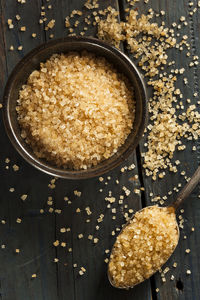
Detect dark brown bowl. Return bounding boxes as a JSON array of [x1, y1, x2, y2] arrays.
[[3, 36, 147, 179]]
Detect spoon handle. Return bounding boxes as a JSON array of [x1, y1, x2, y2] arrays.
[[171, 165, 200, 211]]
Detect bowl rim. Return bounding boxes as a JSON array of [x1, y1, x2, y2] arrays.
[[3, 36, 148, 179]]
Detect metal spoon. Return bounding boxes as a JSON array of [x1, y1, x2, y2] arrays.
[[108, 165, 200, 289]]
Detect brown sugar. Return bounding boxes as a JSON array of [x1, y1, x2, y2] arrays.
[[16, 51, 135, 169], [108, 206, 178, 288]]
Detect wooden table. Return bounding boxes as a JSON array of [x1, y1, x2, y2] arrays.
[[0, 0, 200, 299]]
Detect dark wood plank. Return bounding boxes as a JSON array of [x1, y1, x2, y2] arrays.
[[119, 0, 200, 299], [0, 1, 7, 101], [152, 1, 200, 299], [0, 4, 8, 300], [44, 0, 120, 41], [46, 0, 152, 299]]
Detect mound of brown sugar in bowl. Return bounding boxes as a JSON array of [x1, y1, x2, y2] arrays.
[[16, 51, 135, 169], [108, 206, 178, 288]]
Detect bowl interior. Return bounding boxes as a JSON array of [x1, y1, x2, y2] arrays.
[[3, 37, 147, 179]]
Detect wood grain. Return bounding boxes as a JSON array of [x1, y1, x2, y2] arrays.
[[46, 0, 152, 299], [0, 0, 7, 100], [54, 157, 152, 300], [120, 0, 200, 299]]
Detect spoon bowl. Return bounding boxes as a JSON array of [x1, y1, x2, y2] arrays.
[[108, 205, 179, 289], [108, 165, 200, 289]]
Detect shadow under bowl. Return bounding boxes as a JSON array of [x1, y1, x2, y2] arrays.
[[3, 36, 148, 179]]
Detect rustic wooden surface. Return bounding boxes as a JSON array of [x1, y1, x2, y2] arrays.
[[0, 0, 199, 300]]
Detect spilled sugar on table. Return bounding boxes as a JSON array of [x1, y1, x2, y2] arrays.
[[0, 0, 200, 300]]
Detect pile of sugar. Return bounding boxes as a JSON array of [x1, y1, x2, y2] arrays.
[[16, 51, 135, 169], [95, 7, 200, 179], [108, 206, 178, 288]]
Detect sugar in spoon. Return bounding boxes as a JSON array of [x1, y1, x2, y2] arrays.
[[108, 165, 200, 289]]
